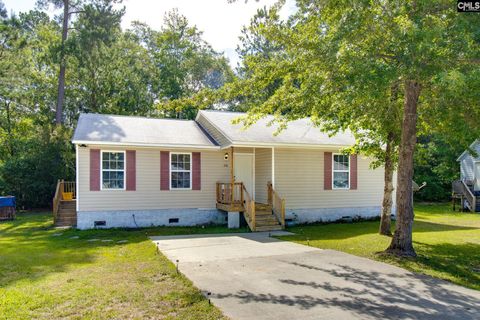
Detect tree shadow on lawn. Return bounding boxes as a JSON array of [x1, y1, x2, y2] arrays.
[[214, 262, 480, 319], [284, 219, 478, 242], [280, 219, 480, 290], [402, 241, 480, 290], [0, 212, 146, 288], [0, 212, 247, 288]]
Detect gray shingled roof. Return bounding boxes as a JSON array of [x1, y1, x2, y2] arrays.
[[197, 110, 355, 147], [72, 113, 218, 148]]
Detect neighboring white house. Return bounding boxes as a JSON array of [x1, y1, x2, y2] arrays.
[[67, 110, 393, 230], [458, 139, 480, 191], [455, 140, 480, 212]]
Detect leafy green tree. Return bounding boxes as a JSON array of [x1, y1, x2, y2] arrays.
[[152, 10, 234, 119], [36, 0, 124, 124], [0, 3, 235, 208], [208, 0, 480, 256], [0, 7, 74, 208]]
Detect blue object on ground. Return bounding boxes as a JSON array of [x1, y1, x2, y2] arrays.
[[0, 196, 15, 207]]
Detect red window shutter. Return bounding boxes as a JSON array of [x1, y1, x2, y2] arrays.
[[350, 154, 358, 190], [192, 152, 201, 190], [160, 151, 170, 190], [90, 149, 101, 191], [324, 152, 332, 190], [126, 150, 136, 191]]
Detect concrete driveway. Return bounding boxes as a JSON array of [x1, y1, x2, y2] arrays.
[[151, 232, 480, 320]]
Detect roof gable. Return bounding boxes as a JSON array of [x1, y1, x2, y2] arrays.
[[457, 139, 480, 161], [196, 110, 356, 148]]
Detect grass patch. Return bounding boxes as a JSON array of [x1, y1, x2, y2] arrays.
[[0, 212, 244, 319], [280, 203, 480, 290]]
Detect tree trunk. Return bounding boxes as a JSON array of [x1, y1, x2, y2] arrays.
[[385, 80, 421, 257], [56, 0, 69, 125], [5, 100, 14, 157], [379, 133, 395, 236]]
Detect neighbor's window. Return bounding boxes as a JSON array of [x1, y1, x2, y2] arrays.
[[102, 151, 125, 190], [170, 153, 191, 189], [333, 154, 350, 189]]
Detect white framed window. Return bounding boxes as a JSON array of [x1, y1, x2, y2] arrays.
[[333, 154, 350, 189], [170, 152, 192, 190], [101, 151, 125, 190]]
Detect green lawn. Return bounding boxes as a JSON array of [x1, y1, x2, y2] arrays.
[[1, 205, 478, 318], [0, 212, 245, 320], [280, 203, 480, 290]]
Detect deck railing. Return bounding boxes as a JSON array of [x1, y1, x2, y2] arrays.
[[458, 180, 476, 212], [268, 182, 285, 228]]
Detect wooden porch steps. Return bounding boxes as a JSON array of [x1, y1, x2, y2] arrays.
[[253, 203, 282, 232], [55, 200, 77, 227]]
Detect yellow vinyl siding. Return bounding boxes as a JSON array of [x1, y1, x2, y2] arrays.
[[274, 148, 387, 209], [78, 146, 229, 211], [255, 148, 272, 203]]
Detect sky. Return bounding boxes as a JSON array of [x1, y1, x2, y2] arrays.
[[3, 0, 296, 67]]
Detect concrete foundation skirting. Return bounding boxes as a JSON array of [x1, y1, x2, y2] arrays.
[[287, 206, 382, 225], [76, 208, 227, 230], [77, 206, 387, 230]]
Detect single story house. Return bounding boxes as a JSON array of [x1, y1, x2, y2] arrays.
[[455, 139, 480, 212], [66, 110, 393, 230]]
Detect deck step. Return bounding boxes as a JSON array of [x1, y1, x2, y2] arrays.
[[55, 200, 77, 227], [255, 225, 283, 232], [255, 210, 273, 216], [255, 203, 272, 211], [55, 221, 76, 227], [253, 206, 282, 231]]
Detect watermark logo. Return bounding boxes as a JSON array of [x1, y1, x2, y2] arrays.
[[458, 1, 480, 12]]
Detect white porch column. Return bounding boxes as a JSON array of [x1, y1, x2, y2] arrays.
[[271, 147, 275, 188]]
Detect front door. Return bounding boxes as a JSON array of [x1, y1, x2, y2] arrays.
[[234, 153, 254, 198], [475, 162, 480, 191]]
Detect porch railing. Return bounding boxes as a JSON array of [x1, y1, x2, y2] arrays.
[[242, 183, 256, 231], [268, 182, 285, 228], [216, 182, 243, 208]]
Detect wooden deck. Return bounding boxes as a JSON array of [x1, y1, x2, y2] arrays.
[[216, 181, 286, 231], [452, 180, 479, 212], [53, 180, 77, 227], [216, 202, 244, 212]]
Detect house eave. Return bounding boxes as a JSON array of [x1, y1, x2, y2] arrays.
[[71, 140, 221, 150], [221, 141, 355, 150]]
